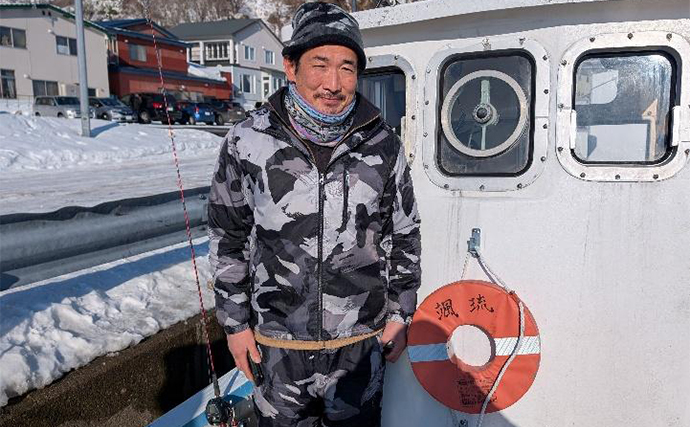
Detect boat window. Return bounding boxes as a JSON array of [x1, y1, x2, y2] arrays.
[[359, 68, 406, 136], [573, 52, 675, 164], [437, 52, 534, 176]]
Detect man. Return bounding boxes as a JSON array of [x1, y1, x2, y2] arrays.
[[207, 2, 421, 426]]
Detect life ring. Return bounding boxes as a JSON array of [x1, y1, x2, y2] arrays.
[[407, 280, 540, 413]]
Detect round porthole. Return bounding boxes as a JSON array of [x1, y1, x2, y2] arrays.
[[441, 70, 529, 158]]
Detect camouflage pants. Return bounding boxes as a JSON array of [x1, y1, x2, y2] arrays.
[[252, 336, 386, 427]]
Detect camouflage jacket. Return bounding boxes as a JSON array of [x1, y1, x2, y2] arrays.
[[208, 88, 421, 341]]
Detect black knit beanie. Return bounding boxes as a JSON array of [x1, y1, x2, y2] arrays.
[[282, 2, 366, 73]]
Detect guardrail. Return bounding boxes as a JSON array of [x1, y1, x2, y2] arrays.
[[0, 187, 209, 291]]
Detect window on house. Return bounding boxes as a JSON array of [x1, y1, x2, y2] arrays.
[[0, 27, 10, 47], [0, 26, 26, 48], [32, 80, 59, 97], [265, 50, 274, 65], [56, 36, 77, 56], [56, 36, 69, 55], [244, 45, 255, 61], [0, 69, 17, 99], [206, 42, 229, 60], [573, 52, 675, 164], [129, 44, 147, 62], [189, 43, 201, 63], [13, 28, 26, 48], [241, 74, 252, 93]]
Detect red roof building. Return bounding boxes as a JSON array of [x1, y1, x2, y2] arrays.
[[99, 19, 232, 101]]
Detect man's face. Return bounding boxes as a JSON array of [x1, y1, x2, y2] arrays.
[[284, 45, 358, 115]]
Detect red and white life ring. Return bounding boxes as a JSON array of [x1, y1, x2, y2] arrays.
[[407, 280, 541, 413]]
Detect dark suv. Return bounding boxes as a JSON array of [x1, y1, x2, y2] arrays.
[[206, 99, 246, 125], [121, 93, 183, 124]]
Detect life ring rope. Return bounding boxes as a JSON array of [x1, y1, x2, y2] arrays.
[[472, 247, 524, 427]]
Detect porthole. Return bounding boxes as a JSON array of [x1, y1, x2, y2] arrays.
[[436, 51, 535, 177], [360, 54, 417, 162], [422, 37, 550, 192], [556, 31, 690, 182], [359, 68, 406, 137]]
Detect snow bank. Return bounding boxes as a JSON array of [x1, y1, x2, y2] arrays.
[[0, 238, 214, 407], [0, 98, 33, 116], [0, 114, 222, 172], [0, 113, 225, 214]]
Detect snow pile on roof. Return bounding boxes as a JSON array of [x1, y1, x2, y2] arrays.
[[0, 114, 225, 214], [0, 237, 213, 407], [188, 63, 227, 82]]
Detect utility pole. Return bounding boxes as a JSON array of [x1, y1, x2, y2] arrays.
[[75, 0, 91, 137]]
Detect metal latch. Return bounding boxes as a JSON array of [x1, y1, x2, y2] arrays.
[[468, 228, 481, 257]]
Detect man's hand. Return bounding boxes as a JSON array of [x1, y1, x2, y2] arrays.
[[226, 329, 261, 383], [379, 321, 408, 363]]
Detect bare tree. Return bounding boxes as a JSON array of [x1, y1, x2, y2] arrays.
[[45, 0, 412, 33], [266, 0, 388, 33]]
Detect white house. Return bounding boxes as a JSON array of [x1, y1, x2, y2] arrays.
[[169, 19, 285, 110], [0, 3, 110, 106]]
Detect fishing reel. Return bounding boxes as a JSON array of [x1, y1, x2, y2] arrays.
[[205, 397, 258, 427], [205, 397, 232, 426]]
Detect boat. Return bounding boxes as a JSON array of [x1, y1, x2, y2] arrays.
[[151, 0, 690, 425]]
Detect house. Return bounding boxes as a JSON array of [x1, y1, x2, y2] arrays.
[[169, 19, 286, 110], [0, 4, 110, 102], [98, 19, 232, 101]]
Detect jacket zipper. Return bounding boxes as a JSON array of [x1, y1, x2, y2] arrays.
[[341, 169, 349, 231], [317, 173, 325, 340], [266, 104, 380, 340]]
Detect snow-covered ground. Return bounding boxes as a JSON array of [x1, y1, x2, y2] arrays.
[[0, 237, 213, 407], [0, 97, 229, 408], [0, 113, 225, 214]]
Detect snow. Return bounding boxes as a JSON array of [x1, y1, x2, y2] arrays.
[[0, 98, 34, 116], [188, 63, 226, 82], [0, 114, 225, 214], [0, 237, 214, 407], [0, 96, 226, 408]]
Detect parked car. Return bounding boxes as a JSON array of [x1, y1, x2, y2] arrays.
[[34, 96, 83, 118], [206, 99, 246, 124], [178, 102, 216, 125], [120, 92, 183, 124], [89, 97, 134, 122]]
